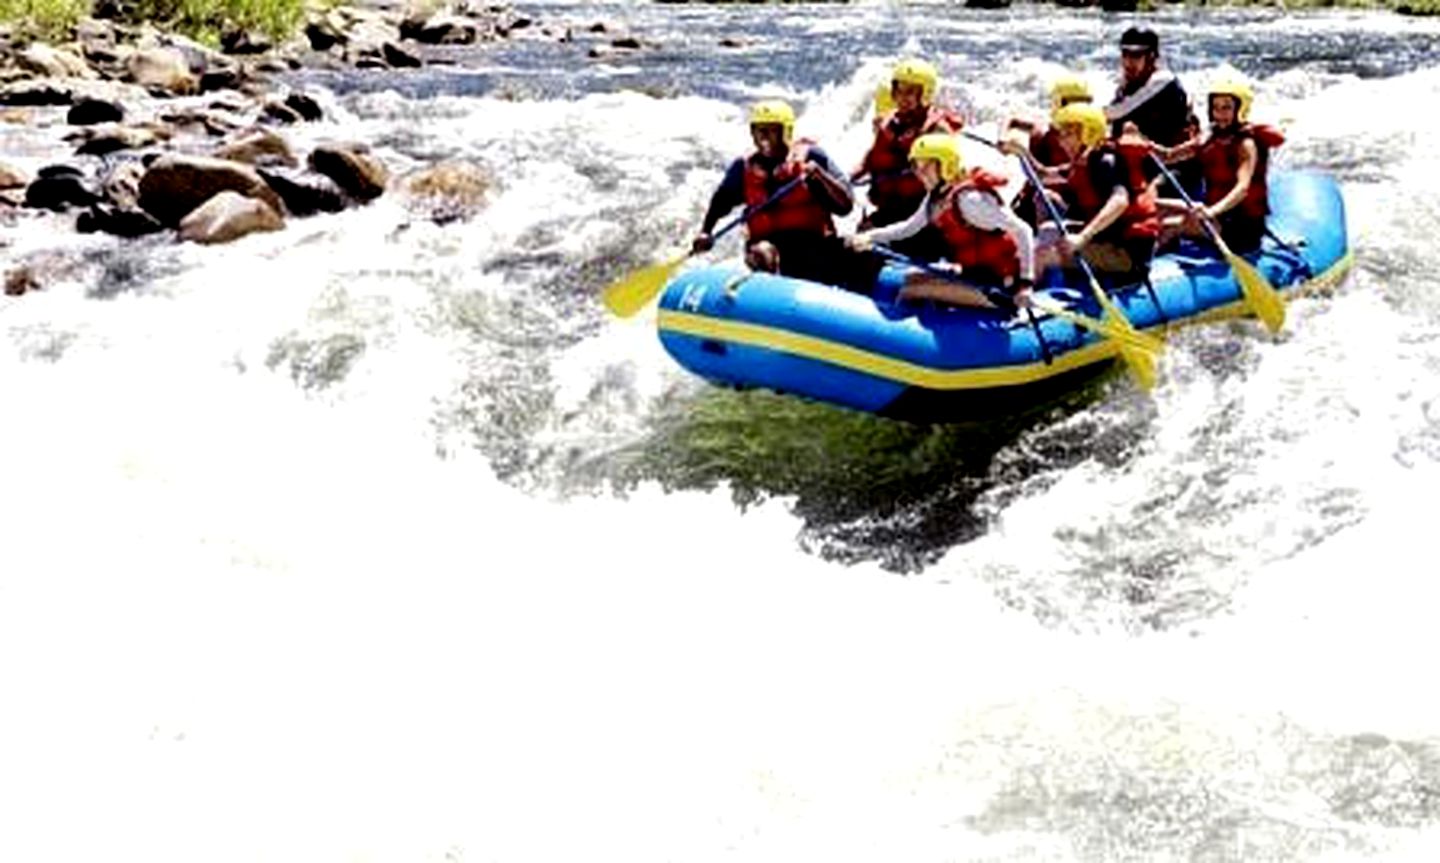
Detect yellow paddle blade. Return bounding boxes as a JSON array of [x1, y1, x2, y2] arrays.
[[1035, 300, 1165, 355], [1079, 281, 1161, 389], [1226, 248, 1286, 334], [601, 254, 686, 318], [1030, 296, 1161, 390], [1101, 308, 1159, 391], [1119, 343, 1158, 391]]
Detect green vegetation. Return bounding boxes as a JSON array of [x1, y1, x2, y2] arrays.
[[130, 0, 306, 43], [0, 0, 90, 41], [1393, 0, 1440, 13], [0, 0, 309, 44], [3, 0, 1437, 53]]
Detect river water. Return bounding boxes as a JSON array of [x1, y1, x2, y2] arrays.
[[3, 4, 1439, 861]]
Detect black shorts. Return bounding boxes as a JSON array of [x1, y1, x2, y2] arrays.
[[755, 233, 886, 294], [1218, 213, 1264, 255]]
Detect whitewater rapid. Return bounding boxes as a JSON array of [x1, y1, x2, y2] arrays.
[[4, 4, 1440, 860]]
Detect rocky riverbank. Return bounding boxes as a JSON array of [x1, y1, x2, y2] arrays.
[[0, 2, 660, 296]]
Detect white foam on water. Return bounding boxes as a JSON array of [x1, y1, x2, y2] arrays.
[[4, 12, 1440, 861]]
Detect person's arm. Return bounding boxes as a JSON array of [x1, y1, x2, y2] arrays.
[[1004, 116, 1039, 135], [804, 146, 854, 216], [937, 107, 965, 132], [698, 158, 746, 235], [1073, 187, 1129, 249], [1038, 163, 1071, 186], [1068, 152, 1128, 249], [853, 197, 929, 246], [1201, 137, 1257, 219], [957, 191, 1035, 283], [1153, 137, 1201, 164], [692, 158, 747, 252]]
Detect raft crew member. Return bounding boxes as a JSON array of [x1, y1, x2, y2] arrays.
[[1106, 27, 1198, 194], [852, 59, 965, 259], [692, 99, 864, 286], [1005, 73, 1094, 169], [1155, 77, 1284, 254], [1002, 73, 1095, 226], [1036, 102, 1160, 281], [1106, 27, 1192, 146], [849, 133, 1036, 310]]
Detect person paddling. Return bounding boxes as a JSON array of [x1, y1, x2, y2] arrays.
[[848, 133, 1036, 310], [852, 58, 966, 251], [1154, 77, 1285, 255], [1035, 102, 1160, 283], [1002, 73, 1095, 226], [691, 100, 858, 283]]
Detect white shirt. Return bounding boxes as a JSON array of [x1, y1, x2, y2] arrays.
[[861, 188, 1036, 281]]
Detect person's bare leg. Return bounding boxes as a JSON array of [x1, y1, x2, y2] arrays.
[[1034, 221, 1070, 272], [898, 275, 997, 308], [746, 241, 780, 273], [1156, 214, 1205, 251]]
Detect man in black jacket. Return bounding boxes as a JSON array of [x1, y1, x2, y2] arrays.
[[1105, 27, 1199, 195], [1106, 28, 1191, 145]]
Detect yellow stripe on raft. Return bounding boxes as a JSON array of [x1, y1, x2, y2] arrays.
[[657, 251, 1354, 392], [659, 308, 1118, 390]]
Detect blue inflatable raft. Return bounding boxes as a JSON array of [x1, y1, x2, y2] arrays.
[[655, 170, 1353, 420]]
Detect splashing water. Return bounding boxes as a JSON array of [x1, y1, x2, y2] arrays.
[[4, 5, 1440, 861]]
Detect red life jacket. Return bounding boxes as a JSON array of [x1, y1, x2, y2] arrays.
[[929, 168, 1020, 282], [1198, 122, 1284, 221], [1029, 126, 1069, 168], [743, 139, 834, 241], [862, 106, 964, 213], [1065, 135, 1160, 241]]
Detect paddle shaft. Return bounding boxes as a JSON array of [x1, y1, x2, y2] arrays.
[[961, 131, 1113, 271], [1152, 152, 1292, 275], [602, 173, 808, 318], [1150, 153, 1285, 334], [1013, 151, 1128, 311], [707, 175, 806, 243], [1148, 156, 1235, 254], [961, 131, 1123, 298], [963, 129, 1167, 330]]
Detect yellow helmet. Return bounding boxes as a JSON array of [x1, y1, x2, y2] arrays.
[[908, 133, 963, 183], [749, 99, 795, 144], [891, 58, 939, 104], [1049, 74, 1093, 111], [1051, 102, 1108, 149], [1208, 77, 1253, 122]]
